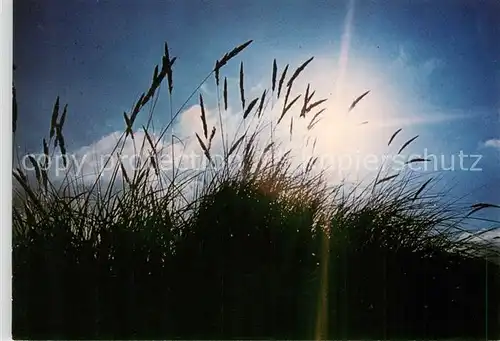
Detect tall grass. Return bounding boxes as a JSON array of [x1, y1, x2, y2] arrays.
[[12, 40, 500, 339]]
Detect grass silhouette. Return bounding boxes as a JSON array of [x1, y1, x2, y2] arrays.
[[12, 40, 500, 340]]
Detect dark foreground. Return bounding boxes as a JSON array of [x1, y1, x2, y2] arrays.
[[12, 184, 500, 340]]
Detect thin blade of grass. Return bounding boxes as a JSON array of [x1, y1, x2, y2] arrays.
[[300, 84, 311, 118], [208, 126, 216, 150], [413, 177, 433, 201], [405, 158, 430, 164], [130, 93, 145, 124], [272, 59, 277, 93], [42, 138, 49, 191], [397, 135, 419, 155], [224, 77, 228, 111], [348, 90, 370, 113], [305, 156, 319, 173], [199, 94, 208, 139], [55, 125, 67, 168], [214, 40, 253, 86], [214, 59, 220, 86], [307, 89, 316, 103], [27, 155, 41, 186], [165, 42, 174, 94], [42, 139, 49, 161], [282, 85, 292, 113], [119, 159, 131, 185], [153, 65, 159, 83], [142, 126, 157, 154], [257, 90, 266, 118], [307, 118, 323, 130], [59, 104, 68, 130], [239, 62, 245, 109], [167, 58, 176, 95], [307, 108, 325, 129], [123, 112, 134, 139], [277, 64, 289, 99], [50, 96, 60, 139], [134, 168, 148, 187], [388, 128, 402, 146], [170, 57, 177, 68], [375, 173, 399, 186], [254, 142, 274, 174], [306, 99, 327, 114], [216, 40, 253, 69], [287, 57, 314, 88], [278, 94, 301, 125], [195, 133, 211, 162], [150, 155, 159, 176], [467, 203, 500, 217], [164, 41, 170, 67], [263, 142, 274, 155], [243, 98, 259, 119], [227, 135, 245, 158], [159, 56, 168, 82], [371, 165, 384, 194], [13, 171, 45, 213]]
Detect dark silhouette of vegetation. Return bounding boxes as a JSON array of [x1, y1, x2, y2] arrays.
[[12, 40, 500, 340]]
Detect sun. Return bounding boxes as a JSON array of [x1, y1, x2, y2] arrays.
[[277, 56, 400, 181]]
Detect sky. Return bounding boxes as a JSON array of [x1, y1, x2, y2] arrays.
[[13, 0, 500, 234]]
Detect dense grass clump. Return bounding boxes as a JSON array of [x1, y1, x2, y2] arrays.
[[12, 41, 500, 339]]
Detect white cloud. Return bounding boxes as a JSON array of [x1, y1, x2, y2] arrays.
[[393, 43, 443, 76], [368, 111, 471, 129], [483, 138, 500, 150], [200, 83, 214, 97], [390, 43, 443, 96], [459, 229, 500, 245], [457, 229, 500, 261]]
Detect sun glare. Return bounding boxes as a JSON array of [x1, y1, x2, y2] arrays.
[[276, 56, 399, 182]]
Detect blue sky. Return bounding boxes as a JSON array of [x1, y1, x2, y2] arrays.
[[13, 0, 500, 228]]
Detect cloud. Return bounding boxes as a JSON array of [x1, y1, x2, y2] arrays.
[[250, 82, 265, 94], [458, 229, 500, 259], [483, 229, 500, 245], [394, 44, 443, 75], [390, 43, 443, 94], [460, 229, 500, 244], [483, 138, 500, 150], [200, 83, 215, 97], [369, 111, 472, 129], [17, 102, 244, 197]]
